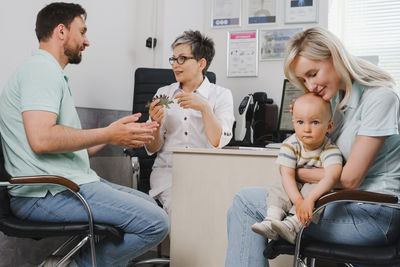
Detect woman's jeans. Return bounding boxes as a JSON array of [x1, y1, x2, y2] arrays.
[[10, 178, 169, 267], [225, 187, 400, 267]]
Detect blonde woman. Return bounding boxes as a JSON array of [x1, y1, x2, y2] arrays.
[[225, 27, 400, 267]]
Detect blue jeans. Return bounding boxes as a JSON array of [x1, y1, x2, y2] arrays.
[[10, 178, 169, 267], [225, 187, 400, 267]]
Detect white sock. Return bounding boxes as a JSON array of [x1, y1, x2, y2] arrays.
[[286, 215, 302, 232], [266, 206, 286, 221]]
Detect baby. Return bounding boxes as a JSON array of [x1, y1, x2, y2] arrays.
[[252, 93, 343, 244]]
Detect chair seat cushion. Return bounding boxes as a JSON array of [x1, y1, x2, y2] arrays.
[[0, 217, 123, 242], [264, 238, 295, 259], [264, 238, 400, 266], [301, 238, 400, 265]]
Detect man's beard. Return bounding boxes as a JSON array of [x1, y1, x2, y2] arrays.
[[64, 44, 82, 64]]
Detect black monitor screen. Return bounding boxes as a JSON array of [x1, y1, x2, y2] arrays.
[[278, 79, 304, 132]]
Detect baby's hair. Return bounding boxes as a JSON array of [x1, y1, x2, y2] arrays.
[[294, 93, 332, 120]]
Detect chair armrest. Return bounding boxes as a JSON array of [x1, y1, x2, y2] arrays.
[[7, 174, 105, 259], [9, 175, 80, 192], [315, 189, 398, 210], [289, 190, 399, 265]]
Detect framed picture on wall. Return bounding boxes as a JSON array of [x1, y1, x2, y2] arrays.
[[259, 28, 302, 60], [247, 0, 277, 25], [284, 0, 319, 24], [211, 0, 241, 28], [227, 30, 258, 77]]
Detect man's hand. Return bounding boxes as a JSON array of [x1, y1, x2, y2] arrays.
[[174, 92, 208, 112], [294, 197, 315, 227], [107, 113, 158, 148], [149, 99, 165, 126], [22, 110, 157, 153]]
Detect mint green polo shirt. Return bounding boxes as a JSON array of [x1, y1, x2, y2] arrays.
[[0, 49, 100, 197], [329, 82, 400, 199]]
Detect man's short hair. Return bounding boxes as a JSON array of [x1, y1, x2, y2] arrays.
[[171, 30, 215, 76], [35, 2, 87, 42]]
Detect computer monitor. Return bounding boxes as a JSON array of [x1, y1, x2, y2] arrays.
[[277, 79, 304, 134]]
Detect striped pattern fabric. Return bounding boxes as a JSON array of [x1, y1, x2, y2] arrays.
[[277, 134, 343, 169]]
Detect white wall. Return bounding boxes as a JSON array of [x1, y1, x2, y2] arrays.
[[0, 2, 42, 90], [134, 0, 329, 120], [203, 0, 329, 119], [0, 0, 137, 111], [133, 0, 205, 69], [0, 0, 328, 117]]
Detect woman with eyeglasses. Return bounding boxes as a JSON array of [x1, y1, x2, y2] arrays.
[[145, 30, 235, 214]]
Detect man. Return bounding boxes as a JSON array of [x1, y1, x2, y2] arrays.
[[0, 3, 169, 266]]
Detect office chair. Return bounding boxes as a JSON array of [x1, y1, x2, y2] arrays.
[[124, 67, 216, 266], [0, 136, 123, 267], [264, 189, 400, 267]]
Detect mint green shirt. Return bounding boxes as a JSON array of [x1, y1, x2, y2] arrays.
[[0, 49, 100, 197], [329, 82, 400, 199]]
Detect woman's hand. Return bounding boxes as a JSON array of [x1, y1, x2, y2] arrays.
[[149, 99, 165, 126], [295, 197, 315, 227], [174, 92, 223, 147], [145, 101, 164, 153], [174, 92, 208, 112]]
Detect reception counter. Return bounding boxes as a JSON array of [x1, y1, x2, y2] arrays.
[[169, 147, 292, 267]]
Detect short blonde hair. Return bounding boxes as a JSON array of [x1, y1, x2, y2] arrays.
[[284, 27, 396, 109]]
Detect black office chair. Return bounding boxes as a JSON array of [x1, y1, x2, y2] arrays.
[[0, 136, 123, 267], [125, 67, 216, 196], [264, 189, 400, 267], [124, 67, 216, 266]]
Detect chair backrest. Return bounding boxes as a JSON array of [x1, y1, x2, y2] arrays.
[[132, 67, 216, 193], [0, 136, 12, 219]]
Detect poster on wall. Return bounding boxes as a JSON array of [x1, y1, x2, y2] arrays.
[[212, 0, 241, 27], [227, 30, 258, 77], [247, 0, 276, 25], [259, 28, 302, 60], [284, 0, 319, 24]]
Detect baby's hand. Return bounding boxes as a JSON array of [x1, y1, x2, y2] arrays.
[[295, 198, 314, 227]]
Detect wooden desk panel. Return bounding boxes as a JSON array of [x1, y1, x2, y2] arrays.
[[169, 147, 292, 267]]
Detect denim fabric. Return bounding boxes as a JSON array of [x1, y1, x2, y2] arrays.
[[225, 187, 269, 267], [10, 178, 169, 267], [225, 187, 400, 267], [304, 201, 400, 245]]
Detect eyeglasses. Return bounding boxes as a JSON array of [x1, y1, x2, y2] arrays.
[[168, 55, 195, 65]]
